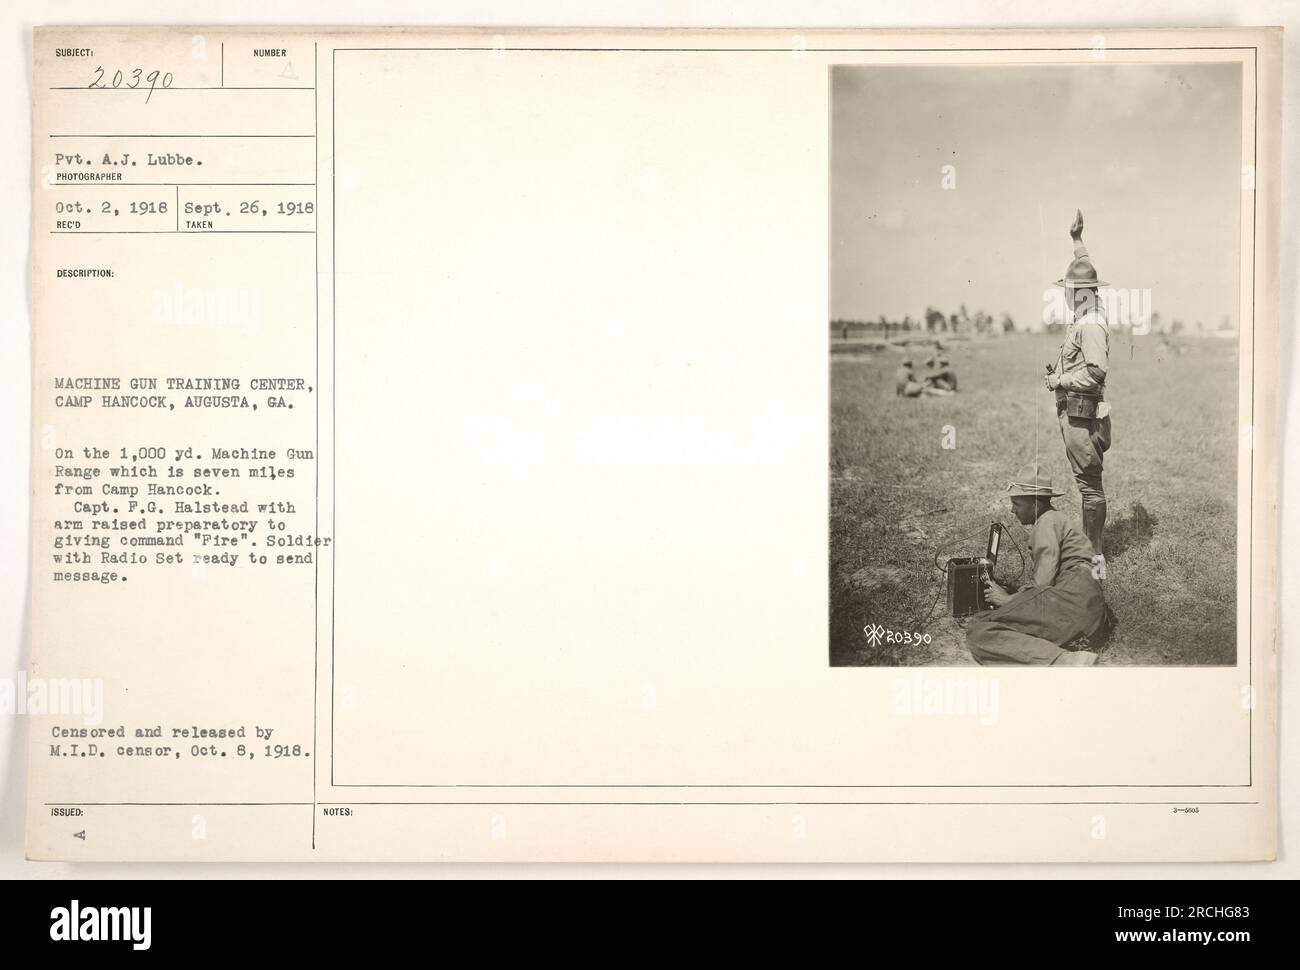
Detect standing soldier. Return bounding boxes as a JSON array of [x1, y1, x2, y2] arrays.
[[1045, 210, 1111, 560]]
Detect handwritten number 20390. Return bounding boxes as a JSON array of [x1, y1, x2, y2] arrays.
[[88, 67, 175, 104]]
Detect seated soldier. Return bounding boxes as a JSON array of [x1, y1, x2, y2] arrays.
[[897, 357, 953, 398], [966, 463, 1109, 666], [928, 355, 958, 392], [895, 359, 924, 397]]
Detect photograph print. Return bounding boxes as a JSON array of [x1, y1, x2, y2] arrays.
[[829, 62, 1244, 667]]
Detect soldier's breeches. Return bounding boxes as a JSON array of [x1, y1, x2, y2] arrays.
[[966, 565, 1108, 665], [1057, 409, 1110, 512]]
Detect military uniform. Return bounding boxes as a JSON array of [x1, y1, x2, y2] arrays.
[[965, 465, 1108, 666], [895, 361, 923, 397], [926, 356, 958, 392], [1050, 240, 1112, 556], [966, 510, 1107, 665]]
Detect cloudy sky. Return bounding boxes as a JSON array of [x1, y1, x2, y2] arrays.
[[831, 63, 1243, 331]]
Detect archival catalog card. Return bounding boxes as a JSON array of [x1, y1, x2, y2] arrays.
[[26, 26, 1280, 862]]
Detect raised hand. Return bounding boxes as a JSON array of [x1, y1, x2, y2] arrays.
[[1069, 208, 1084, 240]]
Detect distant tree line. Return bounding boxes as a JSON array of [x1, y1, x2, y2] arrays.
[[1042, 310, 1231, 336], [832, 305, 1015, 339]]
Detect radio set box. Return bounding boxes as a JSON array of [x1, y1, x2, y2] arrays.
[[946, 523, 1003, 618]]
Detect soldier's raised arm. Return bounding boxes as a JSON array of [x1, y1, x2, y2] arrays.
[[1055, 209, 1108, 391], [1070, 208, 1089, 259]]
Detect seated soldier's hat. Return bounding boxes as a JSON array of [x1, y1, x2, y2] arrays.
[[1007, 462, 1066, 498], [1054, 256, 1108, 289]]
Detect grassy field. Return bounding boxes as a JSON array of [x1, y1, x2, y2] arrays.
[[830, 331, 1239, 666]]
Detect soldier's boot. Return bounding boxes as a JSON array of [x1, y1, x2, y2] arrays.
[[1082, 502, 1106, 560]]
